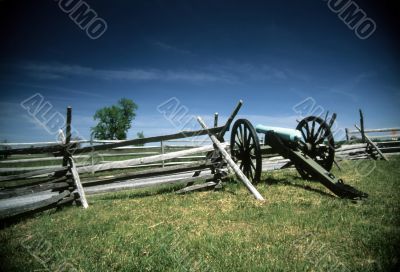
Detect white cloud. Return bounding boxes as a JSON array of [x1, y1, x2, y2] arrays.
[[153, 41, 195, 56], [206, 61, 289, 83], [21, 63, 231, 83], [20, 61, 294, 84]]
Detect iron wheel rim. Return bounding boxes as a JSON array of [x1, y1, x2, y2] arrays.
[[230, 119, 262, 183]]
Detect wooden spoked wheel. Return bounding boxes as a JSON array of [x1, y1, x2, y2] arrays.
[[230, 119, 262, 183], [295, 116, 335, 179]]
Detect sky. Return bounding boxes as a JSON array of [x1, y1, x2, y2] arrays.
[[0, 0, 399, 142]]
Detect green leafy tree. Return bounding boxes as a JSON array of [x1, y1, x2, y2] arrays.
[[91, 98, 138, 140], [135, 131, 145, 146]]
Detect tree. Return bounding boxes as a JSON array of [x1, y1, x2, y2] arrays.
[[91, 98, 138, 140], [135, 131, 145, 146]]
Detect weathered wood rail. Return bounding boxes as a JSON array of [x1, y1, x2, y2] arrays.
[[0, 101, 244, 223], [343, 109, 400, 160]]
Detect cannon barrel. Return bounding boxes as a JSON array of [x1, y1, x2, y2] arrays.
[[255, 125, 302, 142]]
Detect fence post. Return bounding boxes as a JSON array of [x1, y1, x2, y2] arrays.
[[345, 128, 349, 142], [359, 109, 365, 142], [62, 106, 72, 167], [161, 140, 165, 168], [90, 134, 94, 175]]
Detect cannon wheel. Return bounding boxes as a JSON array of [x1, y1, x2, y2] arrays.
[[230, 119, 262, 183], [295, 116, 335, 180]]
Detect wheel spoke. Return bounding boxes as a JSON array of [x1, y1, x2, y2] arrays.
[[244, 127, 248, 148], [313, 124, 324, 142], [300, 128, 307, 142], [235, 138, 243, 150], [311, 120, 315, 140], [248, 143, 255, 152], [250, 159, 256, 171], [246, 128, 252, 145], [239, 125, 244, 144], [236, 132, 243, 146], [315, 131, 328, 145], [249, 167, 255, 181], [240, 160, 245, 171], [304, 122, 311, 141], [242, 162, 247, 176]]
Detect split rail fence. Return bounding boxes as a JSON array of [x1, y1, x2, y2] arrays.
[[339, 109, 400, 160], [0, 105, 234, 223]]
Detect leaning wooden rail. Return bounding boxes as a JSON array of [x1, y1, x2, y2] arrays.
[[69, 157, 89, 209], [68, 126, 225, 155], [354, 125, 388, 161], [0, 127, 223, 157], [197, 116, 265, 201]]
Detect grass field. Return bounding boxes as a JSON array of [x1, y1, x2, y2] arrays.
[[1, 157, 399, 271]]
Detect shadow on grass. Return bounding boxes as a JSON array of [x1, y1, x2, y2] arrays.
[[95, 185, 185, 201], [0, 204, 72, 230], [262, 177, 336, 199], [95, 180, 238, 201]]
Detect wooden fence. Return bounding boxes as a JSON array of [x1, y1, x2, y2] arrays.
[[0, 102, 242, 223], [341, 109, 400, 160], [0, 140, 212, 175]]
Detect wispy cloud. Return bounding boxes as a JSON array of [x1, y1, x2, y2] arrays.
[[21, 63, 230, 83], [325, 72, 376, 103], [353, 72, 376, 84], [206, 61, 288, 83], [153, 41, 195, 56], [20, 61, 294, 84]]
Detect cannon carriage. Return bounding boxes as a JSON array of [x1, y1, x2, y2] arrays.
[[229, 115, 367, 199]]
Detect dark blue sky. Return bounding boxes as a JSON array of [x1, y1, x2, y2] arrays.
[[0, 0, 399, 142]]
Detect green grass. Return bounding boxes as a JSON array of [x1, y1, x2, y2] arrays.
[[1, 158, 399, 271]]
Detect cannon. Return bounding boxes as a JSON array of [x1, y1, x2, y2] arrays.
[[230, 116, 368, 199]]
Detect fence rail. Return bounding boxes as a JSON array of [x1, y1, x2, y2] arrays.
[[345, 110, 399, 142], [0, 101, 244, 223], [341, 109, 400, 160]]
